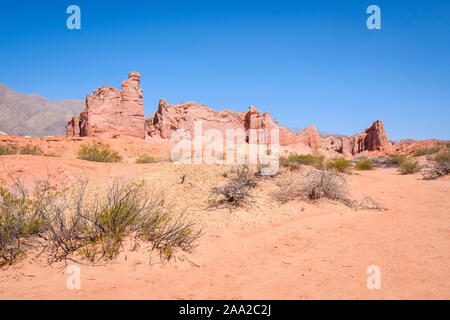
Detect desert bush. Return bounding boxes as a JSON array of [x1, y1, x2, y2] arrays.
[[0, 177, 201, 266], [135, 154, 155, 164], [77, 141, 122, 163], [399, 158, 420, 175], [0, 144, 19, 155], [275, 170, 387, 211], [0, 178, 47, 266], [422, 149, 450, 180], [355, 158, 375, 170], [326, 157, 351, 173], [209, 165, 258, 211], [280, 152, 325, 170], [387, 154, 407, 167], [19, 144, 44, 155]]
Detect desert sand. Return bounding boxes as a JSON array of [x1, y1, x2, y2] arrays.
[[0, 136, 448, 299]]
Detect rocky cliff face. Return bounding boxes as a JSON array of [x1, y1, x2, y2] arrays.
[[339, 120, 391, 155], [145, 101, 322, 148], [66, 72, 145, 139]]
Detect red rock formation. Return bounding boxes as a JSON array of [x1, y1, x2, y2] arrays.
[[297, 124, 322, 149], [146, 99, 247, 140], [66, 72, 145, 139], [145, 101, 321, 148], [339, 120, 391, 155]]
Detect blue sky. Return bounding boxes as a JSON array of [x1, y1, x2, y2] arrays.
[[0, 0, 449, 140]]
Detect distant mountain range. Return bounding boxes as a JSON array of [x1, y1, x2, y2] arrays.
[[284, 126, 347, 139], [0, 84, 85, 137]]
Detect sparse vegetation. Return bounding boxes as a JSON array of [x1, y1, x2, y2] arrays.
[[19, 144, 43, 155], [275, 170, 386, 211], [77, 141, 122, 163], [0, 176, 202, 266], [135, 154, 155, 164], [388, 154, 408, 167], [280, 152, 325, 170], [0, 178, 47, 266], [399, 158, 420, 175], [413, 146, 440, 157], [422, 149, 450, 180], [355, 158, 375, 170], [209, 165, 258, 211], [326, 157, 351, 173], [0, 143, 19, 155]]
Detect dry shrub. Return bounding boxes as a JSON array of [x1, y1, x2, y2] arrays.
[[19, 144, 43, 155], [422, 149, 450, 180], [0, 144, 19, 155], [77, 141, 122, 163], [0, 176, 202, 266], [209, 165, 258, 211], [275, 170, 386, 211], [0, 177, 47, 266], [135, 154, 155, 164]]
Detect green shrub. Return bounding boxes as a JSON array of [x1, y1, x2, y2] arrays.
[[1, 177, 201, 266], [0, 180, 47, 266], [280, 152, 325, 170], [19, 144, 44, 155], [387, 154, 407, 167], [135, 154, 155, 164], [326, 158, 351, 173], [399, 159, 419, 175], [355, 158, 375, 170], [0, 144, 19, 155], [433, 149, 450, 164], [77, 141, 122, 163]]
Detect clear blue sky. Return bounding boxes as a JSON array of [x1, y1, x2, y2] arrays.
[[0, 0, 449, 140]]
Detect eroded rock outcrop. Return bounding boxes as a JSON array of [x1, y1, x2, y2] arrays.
[[145, 101, 321, 148], [339, 120, 391, 155], [66, 72, 145, 139], [297, 124, 322, 149]]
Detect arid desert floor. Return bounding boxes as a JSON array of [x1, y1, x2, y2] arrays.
[[0, 137, 449, 299]]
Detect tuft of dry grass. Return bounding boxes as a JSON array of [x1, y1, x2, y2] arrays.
[[135, 154, 156, 164]]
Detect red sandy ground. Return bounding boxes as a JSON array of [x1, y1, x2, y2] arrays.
[[0, 136, 448, 299]]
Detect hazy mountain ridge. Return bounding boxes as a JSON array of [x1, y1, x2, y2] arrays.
[[0, 84, 85, 137], [284, 126, 347, 139]]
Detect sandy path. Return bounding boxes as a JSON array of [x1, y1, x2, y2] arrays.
[[0, 157, 449, 299]]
